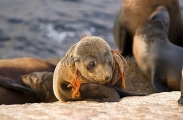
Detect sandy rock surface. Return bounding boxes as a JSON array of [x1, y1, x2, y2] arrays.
[[0, 91, 182, 120]]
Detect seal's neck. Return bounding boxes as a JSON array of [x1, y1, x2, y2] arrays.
[[136, 21, 168, 43]]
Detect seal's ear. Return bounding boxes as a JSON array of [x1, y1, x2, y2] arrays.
[[74, 57, 80, 63], [149, 5, 170, 31], [80, 34, 89, 40]]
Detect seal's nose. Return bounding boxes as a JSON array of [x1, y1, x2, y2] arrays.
[[105, 76, 110, 81]]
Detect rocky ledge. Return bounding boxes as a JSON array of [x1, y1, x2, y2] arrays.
[[0, 91, 182, 120]]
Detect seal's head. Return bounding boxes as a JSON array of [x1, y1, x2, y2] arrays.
[[135, 6, 170, 41], [133, 5, 170, 57], [73, 36, 114, 84]]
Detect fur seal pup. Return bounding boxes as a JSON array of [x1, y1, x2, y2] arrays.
[[133, 6, 183, 92], [114, 0, 183, 56], [0, 57, 56, 104], [53, 36, 148, 102]]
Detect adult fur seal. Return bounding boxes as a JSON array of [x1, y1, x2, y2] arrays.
[[114, 0, 183, 56], [0, 57, 56, 104], [133, 6, 183, 92], [53, 36, 148, 102]]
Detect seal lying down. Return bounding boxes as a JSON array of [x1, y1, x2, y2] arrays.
[[53, 36, 148, 102]]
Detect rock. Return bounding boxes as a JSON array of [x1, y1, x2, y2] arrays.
[[0, 91, 182, 120], [124, 58, 155, 93]]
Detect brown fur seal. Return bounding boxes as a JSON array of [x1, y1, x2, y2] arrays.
[[53, 36, 148, 102], [133, 6, 183, 92], [0, 57, 56, 104], [178, 67, 183, 104], [114, 0, 183, 56]]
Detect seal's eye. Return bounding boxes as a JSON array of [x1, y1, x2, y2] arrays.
[[87, 61, 95, 70], [89, 62, 95, 67]]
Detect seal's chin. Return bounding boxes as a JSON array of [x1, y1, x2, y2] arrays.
[[87, 78, 111, 85]]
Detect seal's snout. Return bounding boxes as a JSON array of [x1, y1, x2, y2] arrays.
[[105, 76, 110, 81]]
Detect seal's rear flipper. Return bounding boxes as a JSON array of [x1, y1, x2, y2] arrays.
[[0, 76, 38, 95], [113, 87, 150, 98], [152, 72, 171, 92]]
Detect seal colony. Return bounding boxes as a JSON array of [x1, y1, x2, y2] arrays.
[[53, 36, 147, 102], [0, 57, 57, 104], [114, 0, 183, 56], [133, 6, 183, 92]]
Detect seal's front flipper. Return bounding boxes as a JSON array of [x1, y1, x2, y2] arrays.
[[0, 76, 38, 95], [80, 83, 120, 102], [59, 83, 119, 102], [113, 87, 149, 98], [152, 72, 171, 92], [178, 68, 183, 105], [178, 96, 183, 105]]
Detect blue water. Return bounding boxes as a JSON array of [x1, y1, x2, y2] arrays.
[[0, 0, 121, 59]]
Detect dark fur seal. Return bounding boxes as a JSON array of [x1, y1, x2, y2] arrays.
[[133, 6, 182, 92], [114, 0, 183, 56]]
